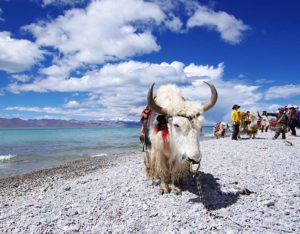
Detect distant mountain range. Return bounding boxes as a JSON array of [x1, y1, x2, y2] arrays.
[[0, 118, 140, 128]]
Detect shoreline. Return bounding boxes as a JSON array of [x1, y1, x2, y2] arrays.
[[0, 132, 299, 233], [0, 129, 215, 179], [0, 151, 139, 197]]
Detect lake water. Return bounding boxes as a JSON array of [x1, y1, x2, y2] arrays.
[[0, 126, 214, 178]]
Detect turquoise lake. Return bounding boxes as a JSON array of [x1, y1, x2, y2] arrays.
[[0, 126, 214, 178]]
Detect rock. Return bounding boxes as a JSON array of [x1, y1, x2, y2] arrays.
[[149, 212, 158, 217], [284, 210, 290, 215], [64, 186, 71, 191], [264, 200, 275, 207], [240, 188, 253, 195], [142, 204, 148, 211]]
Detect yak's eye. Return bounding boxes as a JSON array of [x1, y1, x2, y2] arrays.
[[174, 123, 180, 128]]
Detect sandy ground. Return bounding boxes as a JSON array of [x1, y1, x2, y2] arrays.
[[0, 132, 299, 233]]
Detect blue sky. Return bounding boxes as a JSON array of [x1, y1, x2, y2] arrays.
[[0, 0, 299, 124]]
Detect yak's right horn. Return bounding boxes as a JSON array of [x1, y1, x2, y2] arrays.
[[147, 83, 168, 115]]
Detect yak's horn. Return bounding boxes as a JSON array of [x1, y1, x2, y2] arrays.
[[147, 83, 168, 115], [257, 112, 261, 118], [202, 81, 218, 112]]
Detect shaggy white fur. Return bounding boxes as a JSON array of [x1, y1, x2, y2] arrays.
[[154, 84, 204, 118], [147, 84, 207, 194]]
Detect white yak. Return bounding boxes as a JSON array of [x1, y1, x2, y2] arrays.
[[144, 82, 217, 194]]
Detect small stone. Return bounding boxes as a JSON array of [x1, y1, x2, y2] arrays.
[[240, 188, 253, 195], [150, 212, 158, 217], [142, 204, 148, 211], [64, 186, 71, 191], [265, 200, 275, 207]]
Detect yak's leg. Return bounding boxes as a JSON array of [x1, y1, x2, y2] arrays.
[[156, 153, 170, 194], [160, 181, 170, 194], [171, 177, 182, 195], [149, 149, 157, 181], [143, 150, 151, 179]]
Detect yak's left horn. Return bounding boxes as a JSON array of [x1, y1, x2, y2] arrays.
[[147, 83, 168, 115], [202, 81, 218, 112]]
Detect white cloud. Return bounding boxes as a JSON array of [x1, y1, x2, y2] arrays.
[[24, 0, 165, 73], [187, 5, 249, 44], [4, 105, 138, 120], [65, 100, 80, 108], [7, 60, 225, 119], [10, 74, 31, 82], [8, 60, 221, 93], [8, 0, 247, 77], [255, 78, 274, 85], [164, 14, 183, 32], [40, 0, 84, 7], [0, 32, 44, 73], [184, 62, 224, 80], [267, 104, 281, 112], [2, 1, 256, 121], [265, 84, 300, 100], [6, 60, 271, 123]]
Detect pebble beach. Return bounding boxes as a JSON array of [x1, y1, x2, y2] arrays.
[[0, 132, 299, 233]]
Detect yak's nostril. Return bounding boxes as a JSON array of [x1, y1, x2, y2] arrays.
[[187, 158, 200, 164]]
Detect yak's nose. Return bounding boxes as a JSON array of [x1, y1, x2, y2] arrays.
[[187, 157, 201, 164], [182, 153, 201, 164]]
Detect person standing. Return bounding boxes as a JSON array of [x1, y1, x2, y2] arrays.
[[288, 107, 297, 136], [231, 104, 241, 140], [296, 106, 300, 128], [266, 108, 289, 140], [140, 106, 152, 149]]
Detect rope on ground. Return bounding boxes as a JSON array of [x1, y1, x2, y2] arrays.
[[192, 172, 250, 229], [284, 140, 293, 146], [193, 172, 294, 233]]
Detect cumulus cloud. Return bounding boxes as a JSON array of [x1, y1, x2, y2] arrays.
[[6, 60, 269, 122], [184, 63, 224, 80], [65, 100, 80, 108], [10, 74, 31, 82], [187, 5, 249, 44], [5, 0, 248, 76], [265, 84, 300, 100], [0, 32, 44, 73], [2, 0, 255, 121], [7, 60, 225, 120], [8, 60, 222, 93], [24, 0, 166, 74]]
